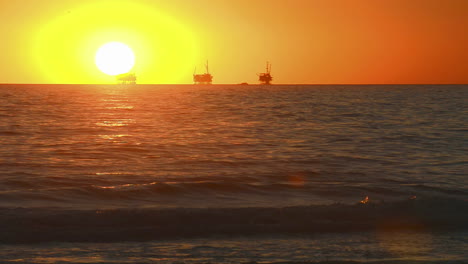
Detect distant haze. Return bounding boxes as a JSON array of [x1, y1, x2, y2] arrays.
[[1, 0, 467, 84]]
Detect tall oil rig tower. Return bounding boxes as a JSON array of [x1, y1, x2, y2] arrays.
[[258, 62, 272, 85], [193, 61, 213, 84]]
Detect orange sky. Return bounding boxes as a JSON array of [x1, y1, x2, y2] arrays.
[[1, 0, 467, 84]]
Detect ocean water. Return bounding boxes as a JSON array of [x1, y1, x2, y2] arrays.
[[0, 84, 466, 263]]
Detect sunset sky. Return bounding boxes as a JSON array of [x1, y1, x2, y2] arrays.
[[1, 0, 467, 84]]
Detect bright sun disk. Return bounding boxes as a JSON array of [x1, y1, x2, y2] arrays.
[[95, 42, 135, 76]]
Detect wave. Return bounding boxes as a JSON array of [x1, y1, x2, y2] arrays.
[[0, 197, 466, 244], [0, 174, 466, 210]]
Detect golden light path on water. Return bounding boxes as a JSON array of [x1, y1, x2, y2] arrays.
[[32, 1, 198, 84]]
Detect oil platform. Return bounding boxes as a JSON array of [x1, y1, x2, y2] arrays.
[[193, 61, 213, 84], [258, 62, 272, 85], [116, 72, 136, 84]]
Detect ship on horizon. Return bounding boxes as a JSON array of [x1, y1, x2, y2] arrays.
[[258, 62, 272, 85], [193, 61, 213, 84]]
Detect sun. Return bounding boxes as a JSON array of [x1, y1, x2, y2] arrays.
[[95, 42, 135, 76]]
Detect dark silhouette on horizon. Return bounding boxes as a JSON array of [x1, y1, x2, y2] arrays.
[[258, 61, 272, 85], [116, 72, 137, 84], [193, 61, 213, 84]]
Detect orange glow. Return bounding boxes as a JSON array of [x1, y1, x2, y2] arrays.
[[288, 173, 306, 187], [0, 0, 467, 84], [360, 196, 370, 204], [376, 232, 434, 259]]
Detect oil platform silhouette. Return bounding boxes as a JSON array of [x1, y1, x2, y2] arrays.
[[258, 62, 272, 85], [193, 61, 213, 84], [116, 72, 136, 84]]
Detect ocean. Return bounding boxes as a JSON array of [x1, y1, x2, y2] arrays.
[[0, 84, 466, 263]]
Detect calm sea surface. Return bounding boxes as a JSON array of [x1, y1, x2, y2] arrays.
[[0, 84, 466, 263]]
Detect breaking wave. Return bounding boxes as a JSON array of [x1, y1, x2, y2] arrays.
[[1, 197, 466, 244]]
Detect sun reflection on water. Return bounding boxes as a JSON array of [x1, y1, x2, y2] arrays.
[[94, 89, 137, 134], [98, 134, 129, 140], [95, 120, 134, 127], [376, 232, 435, 261]]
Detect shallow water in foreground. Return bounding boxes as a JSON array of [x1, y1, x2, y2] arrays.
[[1, 232, 467, 264]]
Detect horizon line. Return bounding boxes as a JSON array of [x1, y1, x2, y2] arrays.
[[1, 83, 467, 86]]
